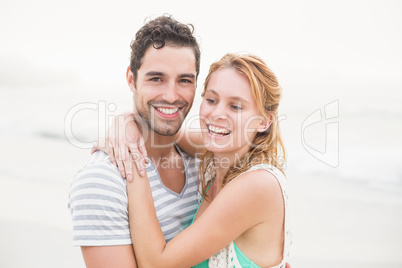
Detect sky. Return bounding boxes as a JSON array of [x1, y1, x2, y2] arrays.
[[1, 0, 401, 90], [1, 0, 402, 177]]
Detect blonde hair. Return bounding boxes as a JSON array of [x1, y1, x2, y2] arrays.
[[199, 53, 285, 198]]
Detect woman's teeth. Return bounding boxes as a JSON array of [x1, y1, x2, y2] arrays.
[[208, 125, 230, 135], [156, 107, 179, 115]]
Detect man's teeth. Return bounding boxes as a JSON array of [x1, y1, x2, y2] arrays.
[[208, 125, 230, 135], [156, 107, 179, 115]]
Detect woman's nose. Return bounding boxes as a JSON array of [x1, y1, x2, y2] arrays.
[[211, 104, 228, 120]]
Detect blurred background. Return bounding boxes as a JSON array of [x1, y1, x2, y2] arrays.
[[1, 0, 401, 267]]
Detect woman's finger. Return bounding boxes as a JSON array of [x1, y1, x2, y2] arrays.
[[137, 136, 148, 164], [118, 146, 128, 162], [130, 148, 145, 177], [122, 146, 132, 180], [123, 156, 133, 182], [116, 157, 126, 179], [110, 139, 126, 178], [113, 138, 121, 163], [128, 137, 147, 176]]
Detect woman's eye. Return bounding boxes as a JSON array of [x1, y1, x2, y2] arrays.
[[231, 105, 243, 110], [206, 99, 216, 104]]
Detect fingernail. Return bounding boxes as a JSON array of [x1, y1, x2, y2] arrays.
[[139, 170, 145, 177], [127, 174, 132, 181]]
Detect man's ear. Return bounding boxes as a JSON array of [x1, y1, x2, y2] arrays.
[[256, 115, 272, 133], [126, 66, 136, 92]]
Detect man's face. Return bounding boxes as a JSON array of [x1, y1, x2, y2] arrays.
[[129, 45, 197, 136]]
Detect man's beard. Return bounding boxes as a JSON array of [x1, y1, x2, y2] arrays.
[[136, 101, 189, 136]]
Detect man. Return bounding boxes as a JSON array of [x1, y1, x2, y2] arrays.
[[68, 15, 201, 267]]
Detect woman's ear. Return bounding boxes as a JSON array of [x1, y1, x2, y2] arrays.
[[126, 66, 136, 93], [256, 115, 272, 133]]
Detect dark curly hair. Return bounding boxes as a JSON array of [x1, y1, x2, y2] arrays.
[[129, 15, 201, 83]]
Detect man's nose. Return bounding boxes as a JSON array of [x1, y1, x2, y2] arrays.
[[163, 81, 179, 103]]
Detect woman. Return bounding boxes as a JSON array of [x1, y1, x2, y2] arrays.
[[101, 53, 290, 267]]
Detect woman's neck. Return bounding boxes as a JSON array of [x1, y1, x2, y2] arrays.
[[212, 146, 250, 185]]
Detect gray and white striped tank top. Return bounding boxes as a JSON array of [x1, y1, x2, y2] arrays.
[[68, 146, 199, 246]]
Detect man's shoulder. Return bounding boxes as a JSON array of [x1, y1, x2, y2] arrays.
[[76, 150, 121, 176], [68, 151, 127, 216], [68, 151, 130, 247], [84, 150, 116, 168], [70, 151, 125, 194]]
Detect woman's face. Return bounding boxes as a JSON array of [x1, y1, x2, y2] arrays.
[[200, 67, 267, 156]]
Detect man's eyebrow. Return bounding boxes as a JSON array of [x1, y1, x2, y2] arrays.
[[179, 73, 196, 79], [145, 71, 165, 77], [144, 72, 195, 79]]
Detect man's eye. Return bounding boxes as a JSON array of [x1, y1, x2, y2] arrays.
[[179, 79, 192, 83], [150, 77, 162, 82]]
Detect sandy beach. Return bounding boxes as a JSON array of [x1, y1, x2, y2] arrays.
[[1, 134, 401, 268], [287, 170, 402, 268], [0, 135, 87, 268]]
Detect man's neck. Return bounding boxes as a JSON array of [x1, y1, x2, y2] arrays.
[[133, 115, 178, 159], [145, 133, 177, 159]]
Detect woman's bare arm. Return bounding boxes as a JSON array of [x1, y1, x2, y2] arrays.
[[127, 167, 283, 268]]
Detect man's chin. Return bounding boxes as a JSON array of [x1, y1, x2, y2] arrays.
[[146, 119, 182, 136], [152, 126, 181, 136]]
